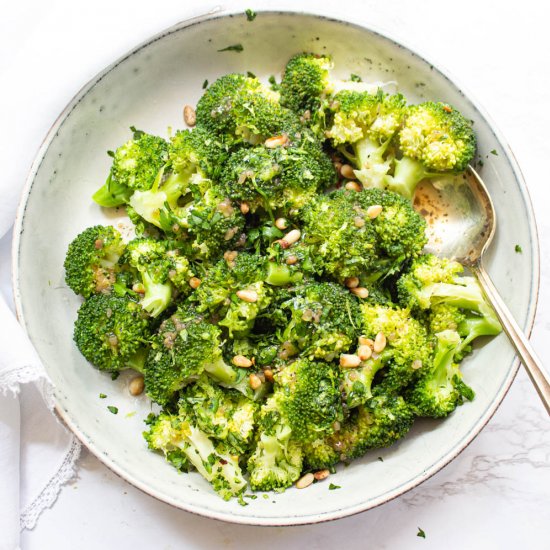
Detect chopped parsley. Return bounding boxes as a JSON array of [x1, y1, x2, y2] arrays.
[[246, 70, 257, 79], [99, 393, 107, 399], [245, 9, 257, 21], [202, 79, 208, 89], [417, 527, 426, 539], [107, 405, 118, 415], [218, 44, 244, 53], [377, 456, 384, 462], [515, 244, 523, 253], [350, 74, 362, 82], [328, 483, 341, 490], [490, 149, 498, 155]]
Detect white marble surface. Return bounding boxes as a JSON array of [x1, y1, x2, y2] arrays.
[[1, 0, 549, 548]]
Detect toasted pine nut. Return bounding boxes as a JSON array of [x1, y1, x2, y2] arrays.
[[129, 376, 145, 396], [412, 359, 423, 370], [132, 283, 145, 294], [313, 469, 330, 481], [236, 289, 258, 303], [189, 277, 201, 289], [275, 217, 288, 230], [359, 336, 374, 348], [334, 161, 342, 172], [183, 105, 196, 126], [340, 354, 361, 368], [264, 134, 288, 148], [367, 205, 383, 219], [240, 202, 250, 214], [340, 164, 356, 180], [94, 239, 104, 250], [233, 355, 253, 368], [263, 368, 274, 382], [107, 334, 118, 347], [345, 277, 359, 289], [296, 472, 314, 489], [373, 331, 387, 353], [354, 216, 365, 228], [351, 287, 369, 299], [224, 227, 239, 241], [285, 255, 298, 265], [345, 181, 361, 192], [281, 229, 301, 247], [249, 373, 262, 390], [224, 250, 238, 263], [357, 345, 372, 361], [278, 341, 298, 360]]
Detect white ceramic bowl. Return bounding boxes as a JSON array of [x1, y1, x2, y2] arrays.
[[12, 10, 539, 525]]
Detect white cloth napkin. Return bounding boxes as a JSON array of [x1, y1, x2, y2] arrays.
[[0, 216, 81, 548]]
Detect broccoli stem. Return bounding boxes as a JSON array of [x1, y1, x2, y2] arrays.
[[265, 263, 302, 286], [457, 314, 502, 356], [92, 173, 132, 207], [430, 330, 461, 391], [140, 272, 172, 318], [385, 156, 441, 199], [352, 137, 393, 189]]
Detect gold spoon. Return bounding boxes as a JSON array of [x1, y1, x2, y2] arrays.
[[414, 166, 550, 414]]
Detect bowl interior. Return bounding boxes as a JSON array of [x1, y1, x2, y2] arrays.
[[13, 11, 538, 525]]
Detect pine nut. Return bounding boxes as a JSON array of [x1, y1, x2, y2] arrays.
[[296, 472, 314, 489], [240, 202, 250, 214], [232, 355, 253, 368], [359, 336, 374, 348], [345, 181, 361, 192], [313, 469, 330, 481], [345, 276, 359, 289], [249, 373, 262, 389], [373, 331, 387, 353], [357, 345, 372, 361], [189, 277, 201, 289], [280, 229, 301, 247], [264, 134, 288, 148], [275, 217, 288, 230], [367, 205, 383, 219], [334, 161, 342, 172], [285, 255, 298, 265], [263, 368, 274, 382], [132, 283, 145, 294], [183, 105, 196, 126], [354, 216, 365, 228], [224, 250, 238, 263], [224, 227, 239, 241], [129, 376, 145, 396], [107, 334, 118, 347], [236, 289, 258, 303], [94, 239, 104, 249], [412, 359, 423, 370], [278, 341, 298, 359], [350, 287, 369, 299], [340, 354, 361, 368], [340, 164, 356, 180]]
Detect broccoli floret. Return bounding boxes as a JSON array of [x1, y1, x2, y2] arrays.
[[64, 225, 125, 297], [303, 395, 414, 469], [408, 329, 475, 418], [124, 239, 173, 317], [196, 73, 284, 145], [178, 376, 258, 454], [384, 102, 476, 199], [280, 53, 333, 115], [301, 188, 426, 282], [93, 130, 168, 207], [144, 307, 267, 406], [247, 396, 303, 491], [277, 281, 362, 361], [397, 255, 502, 346], [73, 293, 150, 373], [144, 412, 247, 500], [327, 90, 406, 189]]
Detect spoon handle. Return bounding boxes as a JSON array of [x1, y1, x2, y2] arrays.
[[472, 264, 550, 415]]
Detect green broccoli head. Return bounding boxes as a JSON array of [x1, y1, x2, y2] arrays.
[[278, 281, 362, 361], [178, 376, 258, 454], [196, 73, 284, 144], [64, 225, 125, 297], [301, 188, 426, 282], [280, 53, 333, 114], [144, 412, 247, 500], [247, 396, 303, 491], [274, 358, 343, 443], [408, 329, 475, 418], [92, 130, 168, 207], [73, 293, 150, 373]]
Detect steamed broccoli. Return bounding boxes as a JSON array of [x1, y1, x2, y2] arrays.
[[64, 225, 125, 297], [144, 412, 247, 500], [73, 293, 150, 373], [301, 188, 426, 282], [93, 129, 168, 207]]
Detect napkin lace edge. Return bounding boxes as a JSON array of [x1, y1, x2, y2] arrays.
[[0, 364, 54, 408], [20, 436, 81, 531]]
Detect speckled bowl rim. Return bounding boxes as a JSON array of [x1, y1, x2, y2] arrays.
[[11, 8, 540, 526]]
